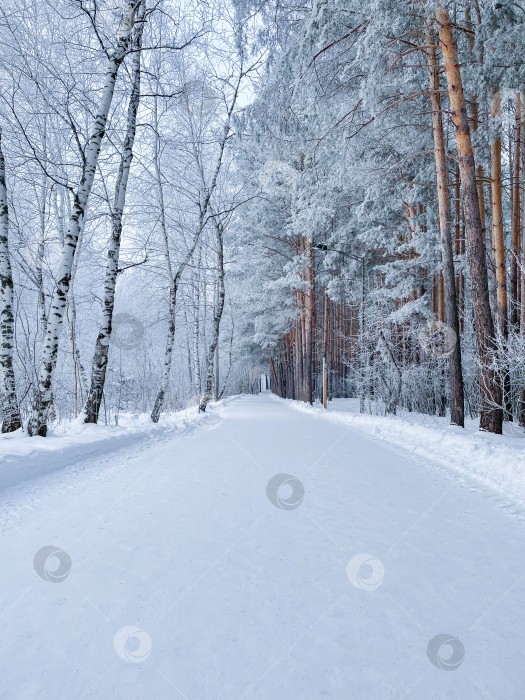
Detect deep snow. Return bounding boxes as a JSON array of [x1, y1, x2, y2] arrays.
[[1, 393, 524, 699]]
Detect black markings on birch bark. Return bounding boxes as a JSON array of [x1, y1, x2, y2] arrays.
[[27, 0, 143, 436], [84, 4, 145, 424], [0, 127, 22, 432]]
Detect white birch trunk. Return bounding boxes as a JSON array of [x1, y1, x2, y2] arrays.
[[150, 228, 205, 422], [27, 0, 141, 436], [150, 71, 242, 421], [193, 251, 202, 397], [68, 220, 88, 409], [199, 219, 225, 411], [184, 304, 193, 388], [36, 123, 48, 338], [0, 128, 22, 432], [149, 95, 177, 423], [84, 7, 144, 423]]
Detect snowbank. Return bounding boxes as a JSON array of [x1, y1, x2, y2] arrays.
[[278, 395, 525, 510], [0, 398, 235, 492]]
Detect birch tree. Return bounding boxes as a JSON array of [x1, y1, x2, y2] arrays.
[[84, 4, 145, 424], [27, 0, 143, 436], [199, 217, 226, 411], [0, 127, 22, 432], [150, 67, 244, 422]]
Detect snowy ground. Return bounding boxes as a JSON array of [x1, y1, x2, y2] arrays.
[[1, 393, 524, 699], [290, 396, 525, 513], [0, 403, 222, 492]]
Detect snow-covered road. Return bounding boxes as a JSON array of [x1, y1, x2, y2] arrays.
[[1, 393, 524, 699]]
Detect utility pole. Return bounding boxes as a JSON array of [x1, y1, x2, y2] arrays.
[[322, 357, 328, 408]]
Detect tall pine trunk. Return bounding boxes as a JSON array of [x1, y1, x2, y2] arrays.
[[490, 91, 508, 334], [427, 36, 464, 427], [84, 9, 144, 424], [511, 94, 521, 328], [436, 4, 502, 434], [304, 237, 315, 404], [520, 97, 525, 426], [0, 128, 22, 432], [27, 0, 141, 436], [489, 91, 512, 420]]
